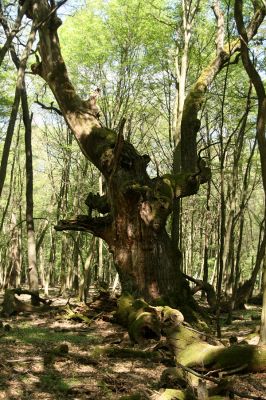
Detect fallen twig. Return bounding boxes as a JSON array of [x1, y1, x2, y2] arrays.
[[6, 357, 43, 363]]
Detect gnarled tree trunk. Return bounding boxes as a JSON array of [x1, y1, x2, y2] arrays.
[[19, 0, 265, 308]]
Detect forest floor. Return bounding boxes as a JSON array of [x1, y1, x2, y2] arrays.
[[0, 290, 265, 400]]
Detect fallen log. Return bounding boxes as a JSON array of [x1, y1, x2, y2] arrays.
[[1, 288, 51, 316], [165, 323, 266, 373], [116, 293, 183, 344], [116, 294, 266, 400]]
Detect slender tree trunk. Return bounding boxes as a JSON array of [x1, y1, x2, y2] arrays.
[[261, 256, 266, 343], [98, 174, 104, 281], [59, 129, 72, 293], [216, 150, 226, 337], [0, 88, 20, 197], [171, 1, 199, 269], [3, 13, 39, 303], [24, 107, 39, 303], [0, 0, 31, 66], [234, 0, 266, 343], [45, 227, 56, 295], [201, 179, 211, 299], [8, 212, 21, 288], [79, 237, 95, 302]]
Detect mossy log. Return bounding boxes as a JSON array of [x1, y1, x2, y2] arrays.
[[155, 388, 228, 400], [153, 389, 189, 400], [161, 366, 200, 388], [117, 294, 266, 373], [116, 294, 183, 344], [116, 294, 266, 400], [167, 324, 266, 372]]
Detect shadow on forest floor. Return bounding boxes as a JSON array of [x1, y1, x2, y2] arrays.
[[0, 291, 265, 399], [0, 292, 165, 400]]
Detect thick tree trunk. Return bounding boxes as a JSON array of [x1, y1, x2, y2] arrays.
[[112, 219, 190, 306]]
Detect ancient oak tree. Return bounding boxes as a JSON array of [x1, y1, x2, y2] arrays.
[[22, 0, 265, 307]]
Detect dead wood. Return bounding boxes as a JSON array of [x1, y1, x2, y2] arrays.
[[1, 288, 52, 316], [115, 294, 266, 400]]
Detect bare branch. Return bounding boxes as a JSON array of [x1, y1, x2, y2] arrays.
[[35, 98, 63, 115], [54, 215, 113, 243], [0, 0, 31, 66]]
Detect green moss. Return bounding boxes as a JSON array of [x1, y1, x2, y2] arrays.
[[177, 342, 223, 367], [128, 310, 161, 343], [116, 293, 134, 326], [64, 306, 91, 324], [161, 366, 199, 388], [209, 397, 229, 400], [161, 306, 184, 324], [214, 344, 266, 371], [167, 325, 200, 350], [156, 389, 188, 400], [160, 175, 175, 199], [90, 345, 107, 359]]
